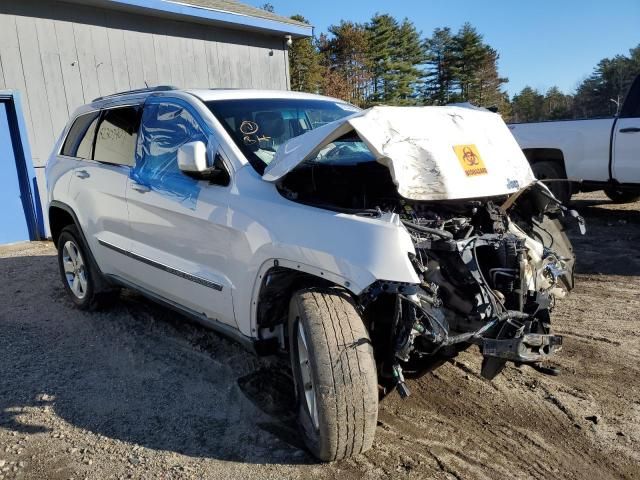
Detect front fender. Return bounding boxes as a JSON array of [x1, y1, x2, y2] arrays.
[[228, 168, 421, 337], [269, 211, 420, 293], [237, 217, 420, 337], [246, 218, 421, 336]]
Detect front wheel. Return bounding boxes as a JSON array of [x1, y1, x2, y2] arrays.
[[288, 288, 378, 461], [604, 187, 640, 204]]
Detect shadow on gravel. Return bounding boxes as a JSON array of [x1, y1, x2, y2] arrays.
[[567, 198, 640, 276], [237, 369, 306, 452], [0, 253, 313, 465]]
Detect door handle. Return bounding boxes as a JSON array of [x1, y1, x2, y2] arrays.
[[130, 181, 151, 193], [619, 127, 640, 133], [75, 169, 90, 179]]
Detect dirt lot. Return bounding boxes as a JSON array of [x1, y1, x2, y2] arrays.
[[1, 191, 639, 480]]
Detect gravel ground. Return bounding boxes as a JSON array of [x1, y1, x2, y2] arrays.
[[0, 191, 638, 479]]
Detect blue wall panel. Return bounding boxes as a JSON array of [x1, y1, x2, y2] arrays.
[[0, 101, 30, 243]]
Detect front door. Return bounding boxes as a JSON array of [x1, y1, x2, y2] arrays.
[[613, 76, 640, 183], [125, 99, 236, 328], [613, 116, 640, 184]]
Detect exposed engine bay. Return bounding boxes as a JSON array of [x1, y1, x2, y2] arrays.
[[278, 159, 584, 396]]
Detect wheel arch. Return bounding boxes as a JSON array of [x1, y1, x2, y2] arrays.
[[251, 260, 359, 338], [522, 148, 568, 178], [49, 201, 83, 248]]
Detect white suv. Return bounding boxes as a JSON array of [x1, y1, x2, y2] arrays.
[[46, 86, 579, 461]]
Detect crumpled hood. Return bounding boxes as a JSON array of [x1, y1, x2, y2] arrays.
[[262, 105, 536, 201]]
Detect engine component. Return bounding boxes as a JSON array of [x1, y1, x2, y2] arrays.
[[482, 333, 563, 362], [392, 363, 411, 398], [372, 186, 578, 394]]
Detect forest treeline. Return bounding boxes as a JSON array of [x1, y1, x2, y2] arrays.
[[270, 5, 640, 123], [510, 47, 639, 122]]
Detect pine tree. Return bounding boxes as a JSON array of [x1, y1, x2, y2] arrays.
[[423, 23, 507, 107], [366, 14, 397, 103], [452, 23, 487, 102], [365, 15, 425, 105], [497, 91, 513, 120], [423, 27, 457, 105], [511, 87, 544, 122], [288, 15, 323, 93], [472, 46, 508, 108], [320, 21, 371, 106], [391, 19, 425, 104], [543, 86, 573, 120]]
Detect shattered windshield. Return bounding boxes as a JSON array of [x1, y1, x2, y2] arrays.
[[206, 98, 362, 174]]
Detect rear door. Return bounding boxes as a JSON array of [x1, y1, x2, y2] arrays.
[[125, 98, 237, 328], [67, 106, 141, 276], [612, 76, 640, 183]]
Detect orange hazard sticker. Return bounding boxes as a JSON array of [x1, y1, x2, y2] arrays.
[[453, 144, 488, 177]]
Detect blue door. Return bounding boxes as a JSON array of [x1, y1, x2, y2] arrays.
[[0, 101, 31, 244]]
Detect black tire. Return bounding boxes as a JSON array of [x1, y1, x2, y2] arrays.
[[531, 161, 571, 204], [604, 188, 640, 204], [57, 225, 115, 310], [288, 288, 378, 461]]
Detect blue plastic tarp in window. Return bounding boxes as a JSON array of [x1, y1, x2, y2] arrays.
[[131, 102, 208, 209]]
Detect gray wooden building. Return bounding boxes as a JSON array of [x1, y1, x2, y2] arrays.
[[0, 0, 310, 241]]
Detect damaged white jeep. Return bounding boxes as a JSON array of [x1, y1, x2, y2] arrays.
[[46, 87, 583, 461]]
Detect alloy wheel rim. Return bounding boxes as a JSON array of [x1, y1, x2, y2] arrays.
[[62, 240, 88, 299], [297, 320, 319, 430]]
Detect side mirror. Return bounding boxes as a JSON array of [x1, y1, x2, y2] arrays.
[[177, 141, 230, 186], [177, 141, 208, 173]]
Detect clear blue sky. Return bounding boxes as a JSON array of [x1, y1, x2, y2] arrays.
[[253, 0, 640, 97]]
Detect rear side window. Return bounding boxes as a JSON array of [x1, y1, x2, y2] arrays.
[[61, 112, 100, 159], [94, 106, 141, 166], [76, 116, 99, 159]]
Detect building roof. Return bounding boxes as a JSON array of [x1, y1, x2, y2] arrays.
[[169, 0, 308, 28], [68, 0, 313, 37]]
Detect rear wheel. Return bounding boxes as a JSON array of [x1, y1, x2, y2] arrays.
[[57, 225, 115, 310], [604, 187, 640, 204], [288, 288, 378, 461], [531, 161, 571, 204]]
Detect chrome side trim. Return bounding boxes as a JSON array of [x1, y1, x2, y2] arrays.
[[98, 239, 223, 291]]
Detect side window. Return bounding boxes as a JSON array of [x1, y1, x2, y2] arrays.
[[620, 76, 640, 118], [76, 117, 99, 160], [94, 106, 141, 166], [132, 102, 209, 207], [61, 112, 100, 159]]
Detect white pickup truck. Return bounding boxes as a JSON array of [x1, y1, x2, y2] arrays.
[[510, 74, 640, 204]]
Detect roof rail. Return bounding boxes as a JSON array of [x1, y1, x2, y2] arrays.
[[92, 85, 178, 103]]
